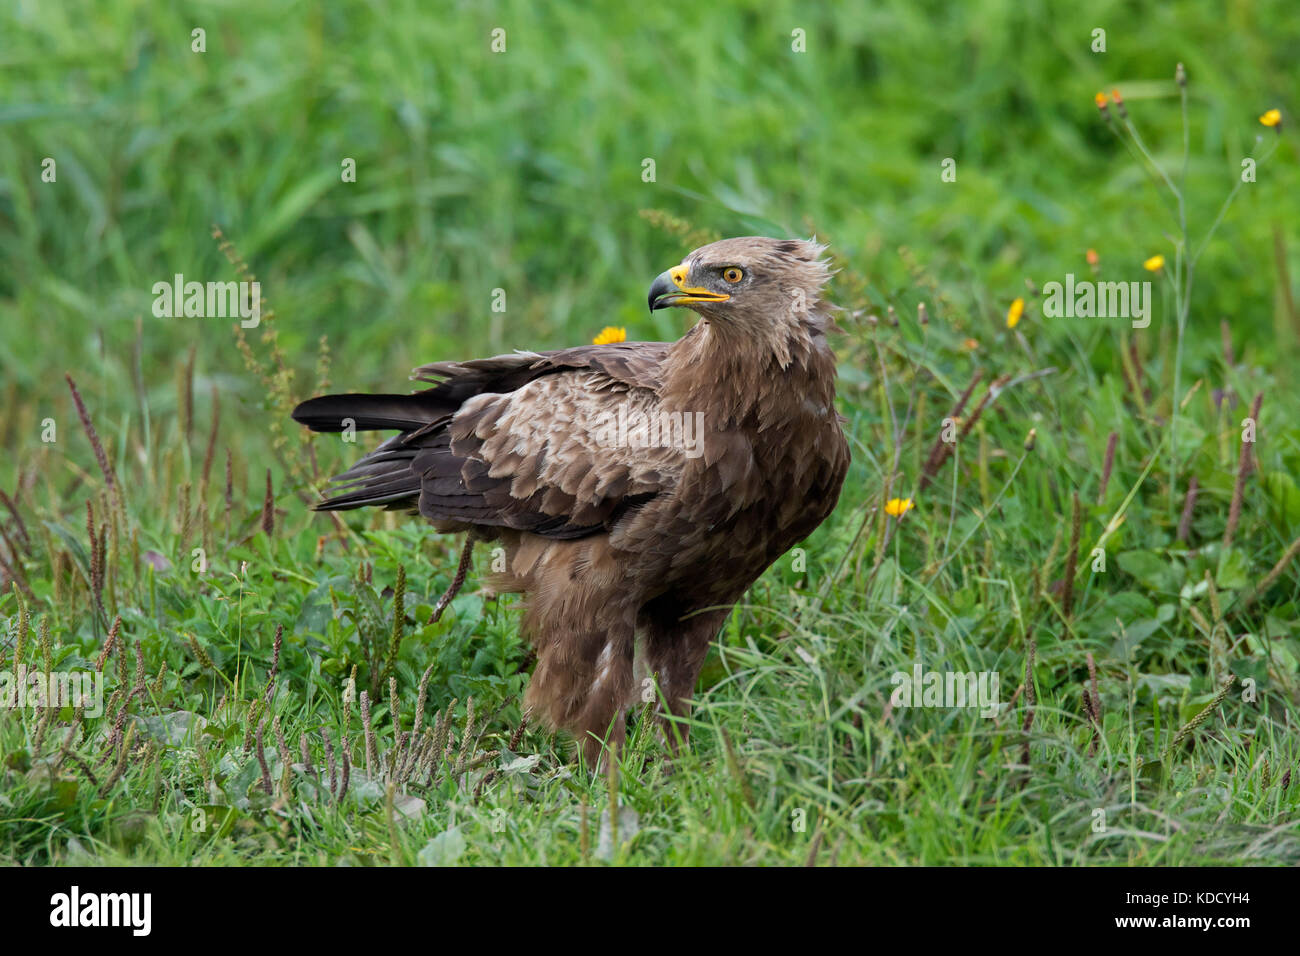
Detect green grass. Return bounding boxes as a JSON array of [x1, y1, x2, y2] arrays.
[[1, 0, 1298, 865]]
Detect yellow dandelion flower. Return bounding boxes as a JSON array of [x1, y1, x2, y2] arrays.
[[1260, 108, 1282, 128], [592, 326, 627, 345], [885, 497, 914, 518], [1143, 254, 1165, 272], [1094, 91, 1108, 109], [1006, 297, 1025, 329]]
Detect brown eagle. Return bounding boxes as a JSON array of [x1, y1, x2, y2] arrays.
[[292, 237, 850, 765]]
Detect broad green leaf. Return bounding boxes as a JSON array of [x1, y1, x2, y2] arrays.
[[1215, 547, 1250, 590]]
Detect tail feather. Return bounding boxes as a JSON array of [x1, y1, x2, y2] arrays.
[[291, 393, 449, 432], [293, 392, 450, 511], [315, 484, 419, 510]]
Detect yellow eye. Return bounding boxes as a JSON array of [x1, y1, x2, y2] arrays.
[[722, 267, 744, 283]]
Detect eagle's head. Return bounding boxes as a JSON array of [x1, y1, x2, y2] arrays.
[[647, 236, 833, 331]]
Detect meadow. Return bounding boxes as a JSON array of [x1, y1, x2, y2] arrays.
[[0, 0, 1298, 864]]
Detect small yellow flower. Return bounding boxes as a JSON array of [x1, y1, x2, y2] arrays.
[[1006, 297, 1025, 329], [1085, 248, 1099, 267], [885, 497, 914, 518], [1260, 108, 1282, 128], [592, 326, 627, 345], [1094, 91, 1108, 109], [1143, 254, 1165, 272], [961, 338, 980, 351]]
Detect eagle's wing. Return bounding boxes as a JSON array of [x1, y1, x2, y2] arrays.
[[292, 343, 683, 539], [410, 341, 669, 394]]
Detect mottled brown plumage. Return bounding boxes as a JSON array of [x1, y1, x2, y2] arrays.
[[292, 237, 850, 765]]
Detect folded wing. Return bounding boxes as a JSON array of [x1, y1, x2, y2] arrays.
[[291, 343, 680, 540]]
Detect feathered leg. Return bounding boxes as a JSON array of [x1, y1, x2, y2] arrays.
[[520, 546, 637, 770], [639, 602, 730, 753]]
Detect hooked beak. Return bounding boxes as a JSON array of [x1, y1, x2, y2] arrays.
[[647, 264, 730, 312]]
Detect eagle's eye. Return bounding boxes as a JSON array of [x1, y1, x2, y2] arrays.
[[722, 267, 744, 283]]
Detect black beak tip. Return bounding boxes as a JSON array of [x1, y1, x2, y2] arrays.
[[647, 272, 676, 313]]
